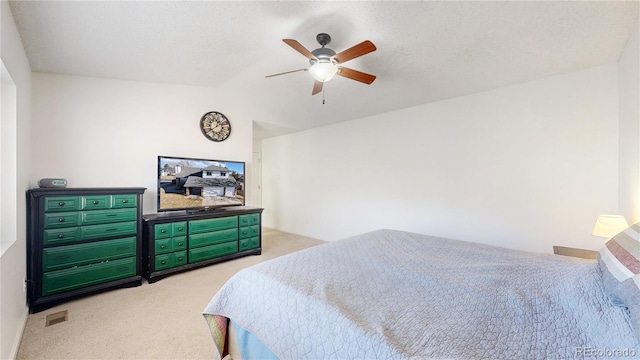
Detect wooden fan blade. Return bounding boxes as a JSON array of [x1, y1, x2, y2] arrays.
[[337, 66, 376, 84], [333, 40, 376, 64], [265, 68, 308, 78], [283, 39, 316, 60], [312, 80, 323, 95]]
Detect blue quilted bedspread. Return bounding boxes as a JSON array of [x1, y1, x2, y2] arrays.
[[203, 229, 639, 359]]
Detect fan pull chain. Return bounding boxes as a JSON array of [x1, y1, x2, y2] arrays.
[[322, 87, 326, 105]]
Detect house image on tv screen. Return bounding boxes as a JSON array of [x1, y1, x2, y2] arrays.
[[159, 158, 245, 210], [177, 165, 238, 197]]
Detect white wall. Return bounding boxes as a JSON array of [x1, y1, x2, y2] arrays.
[[262, 64, 620, 253], [0, 1, 32, 359], [31, 74, 256, 214], [1, 60, 17, 256], [619, 17, 640, 224]]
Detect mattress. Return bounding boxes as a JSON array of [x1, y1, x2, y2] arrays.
[[204, 229, 639, 359]]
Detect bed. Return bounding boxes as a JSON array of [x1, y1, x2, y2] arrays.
[[203, 228, 640, 359]]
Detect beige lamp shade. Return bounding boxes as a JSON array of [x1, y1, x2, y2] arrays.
[[592, 214, 629, 238]]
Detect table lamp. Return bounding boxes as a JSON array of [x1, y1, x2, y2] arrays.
[[592, 214, 629, 239]]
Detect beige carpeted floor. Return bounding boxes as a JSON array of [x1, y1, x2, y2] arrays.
[[17, 228, 325, 360]]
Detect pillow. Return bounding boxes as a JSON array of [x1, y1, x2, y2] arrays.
[[597, 223, 640, 306], [616, 275, 640, 341]]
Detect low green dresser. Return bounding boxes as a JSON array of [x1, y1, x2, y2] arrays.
[[142, 207, 263, 283], [27, 187, 146, 313]]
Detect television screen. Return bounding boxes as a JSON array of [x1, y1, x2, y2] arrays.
[[157, 155, 245, 212]]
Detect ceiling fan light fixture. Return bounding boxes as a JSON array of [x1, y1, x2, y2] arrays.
[[309, 59, 338, 82]]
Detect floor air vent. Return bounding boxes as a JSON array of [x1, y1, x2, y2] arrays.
[[45, 310, 68, 327]]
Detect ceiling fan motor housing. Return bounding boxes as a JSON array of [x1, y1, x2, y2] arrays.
[[310, 47, 337, 66]]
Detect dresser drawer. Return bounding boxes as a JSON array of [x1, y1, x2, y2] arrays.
[[188, 241, 238, 263], [155, 254, 171, 270], [239, 225, 260, 239], [42, 256, 136, 296], [172, 222, 187, 236], [172, 236, 187, 251], [44, 196, 82, 213], [155, 238, 171, 255], [83, 195, 110, 210], [81, 221, 137, 240], [44, 212, 81, 229], [154, 223, 172, 239], [189, 216, 238, 234], [43, 227, 82, 246], [172, 251, 187, 267], [42, 237, 137, 271], [111, 194, 137, 208], [239, 237, 260, 251], [81, 208, 137, 225], [189, 228, 238, 248], [239, 214, 260, 227]]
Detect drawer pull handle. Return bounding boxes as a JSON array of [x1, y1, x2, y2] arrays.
[[178, 257, 183, 261], [160, 261, 166, 265], [58, 218, 65, 223], [106, 214, 118, 217], [177, 227, 183, 231], [161, 229, 166, 233], [161, 245, 166, 249], [122, 199, 128, 203], [105, 228, 117, 232], [58, 202, 65, 207], [177, 242, 183, 246], [57, 234, 65, 239], [92, 200, 99, 205]]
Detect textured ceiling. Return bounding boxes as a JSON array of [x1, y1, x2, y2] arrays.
[[8, 1, 639, 139]]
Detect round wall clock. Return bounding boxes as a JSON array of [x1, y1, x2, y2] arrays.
[[200, 111, 231, 142]]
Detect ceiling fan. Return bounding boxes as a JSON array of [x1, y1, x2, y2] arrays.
[[266, 33, 377, 96]]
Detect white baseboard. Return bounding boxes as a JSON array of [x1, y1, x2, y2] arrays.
[[8, 305, 28, 360]]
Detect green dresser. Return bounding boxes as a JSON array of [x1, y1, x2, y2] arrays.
[[142, 207, 263, 283], [27, 187, 146, 313]]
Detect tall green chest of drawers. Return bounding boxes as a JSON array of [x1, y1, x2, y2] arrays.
[[142, 207, 263, 283], [27, 187, 146, 313]]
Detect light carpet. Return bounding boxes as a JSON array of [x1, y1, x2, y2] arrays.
[[17, 228, 325, 360]]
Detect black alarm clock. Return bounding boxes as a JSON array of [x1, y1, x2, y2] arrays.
[[38, 178, 67, 188]]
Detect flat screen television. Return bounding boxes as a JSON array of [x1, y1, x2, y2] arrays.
[[157, 155, 245, 212]]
